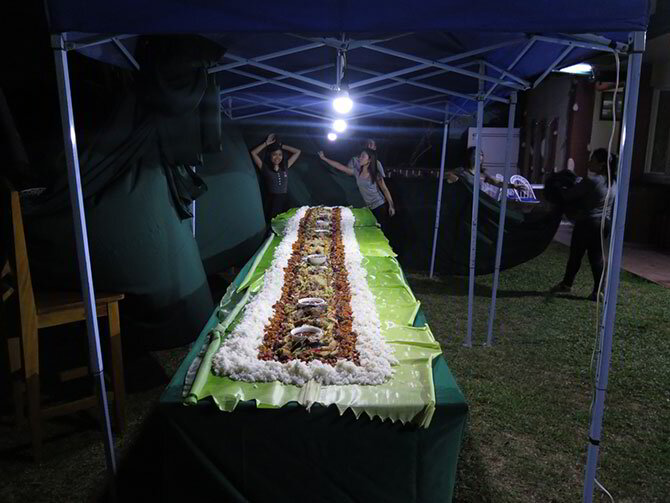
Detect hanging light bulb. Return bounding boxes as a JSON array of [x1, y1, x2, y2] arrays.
[[332, 119, 347, 133], [333, 89, 353, 114], [327, 132, 337, 141]]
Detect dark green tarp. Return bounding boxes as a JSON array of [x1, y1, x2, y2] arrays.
[[23, 156, 214, 349], [12, 38, 266, 349], [197, 124, 267, 274], [382, 176, 563, 274]]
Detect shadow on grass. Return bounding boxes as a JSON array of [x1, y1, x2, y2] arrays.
[[453, 429, 498, 503], [407, 275, 591, 303], [97, 408, 165, 502]]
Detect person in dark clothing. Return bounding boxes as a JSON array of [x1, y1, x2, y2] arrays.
[[550, 148, 617, 301], [251, 133, 301, 222]]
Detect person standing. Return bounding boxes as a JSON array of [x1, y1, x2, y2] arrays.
[[317, 147, 395, 230], [250, 133, 301, 221], [550, 148, 617, 300]]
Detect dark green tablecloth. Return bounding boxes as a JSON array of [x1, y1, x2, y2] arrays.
[[158, 214, 468, 502]]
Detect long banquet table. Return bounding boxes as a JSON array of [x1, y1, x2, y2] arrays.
[[158, 207, 468, 502]]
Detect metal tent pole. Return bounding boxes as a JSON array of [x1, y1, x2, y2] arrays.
[[583, 31, 645, 503], [429, 105, 450, 278], [51, 35, 117, 477], [486, 92, 517, 345], [465, 65, 486, 347]]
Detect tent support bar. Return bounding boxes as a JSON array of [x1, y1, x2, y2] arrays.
[[348, 38, 527, 90], [535, 34, 619, 54], [226, 68, 330, 100], [557, 33, 628, 53], [484, 38, 536, 102], [222, 96, 233, 119], [479, 60, 529, 86], [346, 67, 455, 113], [350, 93, 470, 121], [369, 95, 446, 116], [289, 33, 524, 62], [63, 33, 134, 51], [533, 45, 574, 88], [360, 45, 525, 90], [349, 96, 442, 119], [112, 37, 139, 71], [350, 107, 444, 124], [234, 105, 332, 121], [465, 64, 486, 348], [356, 76, 478, 103], [336, 48, 343, 87], [234, 89, 447, 124], [208, 42, 325, 74], [348, 65, 507, 104], [350, 92, 461, 119], [51, 34, 117, 478], [223, 53, 334, 90], [429, 107, 449, 278], [288, 32, 415, 51], [486, 92, 517, 345], [357, 74, 508, 104], [219, 64, 334, 96], [230, 95, 325, 113], [583, 30, 645, 503], [232, 95, 331, 120], [234, 91, 446, 124]]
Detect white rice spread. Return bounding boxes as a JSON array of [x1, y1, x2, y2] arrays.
[[211, 206, 396, 386]]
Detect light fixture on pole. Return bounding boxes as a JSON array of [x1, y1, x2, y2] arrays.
[[332, 44, 354, 114], [327, 132, 338, 141], [332, 119, 347, 133], [557, 63, 593, 75]]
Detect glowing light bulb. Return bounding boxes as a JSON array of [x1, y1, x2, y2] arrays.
[[558, 63, 592, 75], [333, 92, 353, 114], [327, 132, 337, 141], [332, 119, 347, 133]]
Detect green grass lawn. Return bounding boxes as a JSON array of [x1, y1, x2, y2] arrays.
[[407, 242, 670, 503]]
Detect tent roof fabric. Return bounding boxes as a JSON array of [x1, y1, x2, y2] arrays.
[[47, 1, 650, 122], [46, 0, 649, 35]]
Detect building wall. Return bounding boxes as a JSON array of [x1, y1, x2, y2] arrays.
[[522, 74, 573, 173], [589, 89, 622, 155], [651, 60, 670, 86], [566, 79, 596, 176], [625, 63, 669, 247]]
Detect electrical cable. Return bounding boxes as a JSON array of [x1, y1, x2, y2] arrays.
[[587, 49, 621, 503]]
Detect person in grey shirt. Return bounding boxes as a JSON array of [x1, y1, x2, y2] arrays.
[[251, 133, 301, 222], [550, 148, 617, 301], [318, 145, 395, 230]]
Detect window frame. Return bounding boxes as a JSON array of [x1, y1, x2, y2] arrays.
[[644, 86, 670, 183]]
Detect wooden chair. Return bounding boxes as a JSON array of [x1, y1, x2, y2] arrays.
[[1, 178, 126, 460]]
